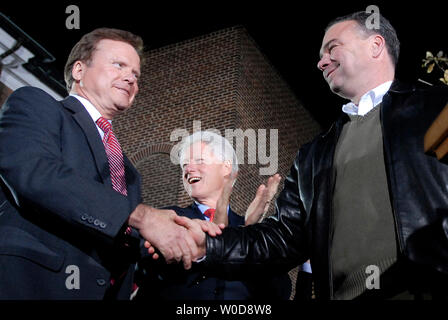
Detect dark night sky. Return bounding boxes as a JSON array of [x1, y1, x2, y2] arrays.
[[2, 0, 447, 129]]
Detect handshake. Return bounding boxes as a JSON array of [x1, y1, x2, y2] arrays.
[[127, 173, 281, 270], [128, 203, 224, 269]]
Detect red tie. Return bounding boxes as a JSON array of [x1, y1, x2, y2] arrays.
[[96, 117, 133, 292], [204, 208, 216, 222], [96, 117, 127, 196]]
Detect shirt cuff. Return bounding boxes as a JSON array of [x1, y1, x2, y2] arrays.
[[195, 255, 206, 263]]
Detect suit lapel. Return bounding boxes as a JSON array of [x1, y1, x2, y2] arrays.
[[190, 203, 207, 220], [123, 155, 141, 204], [60, 96, 112, 186]]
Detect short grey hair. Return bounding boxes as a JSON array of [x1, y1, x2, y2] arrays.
[[178, 131, 238, 174]]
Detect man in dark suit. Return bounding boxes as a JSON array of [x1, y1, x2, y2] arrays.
[[135, 131, 291, 300], [0, 28, 210, 299]]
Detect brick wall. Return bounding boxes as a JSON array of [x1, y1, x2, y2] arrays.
[[231, 30, 320, 219], [115, 27, 241, 209], [114, 26, 322, 299]]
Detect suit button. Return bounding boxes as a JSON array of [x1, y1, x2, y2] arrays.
[[88, 216, 94, 224], [100, 222, 107, 229], [81, 214, 88, 221], [94, 219, 100, 226], [96, 279, 106, 286]]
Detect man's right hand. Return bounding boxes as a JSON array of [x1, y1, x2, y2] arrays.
[[143, 218, 224, 263], [128, 204, 198, 269], [173, 216, 209, 261]]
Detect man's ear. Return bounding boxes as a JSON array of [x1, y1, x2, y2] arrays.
[[223, 160, 233, 175], [71, 60, 85, 82], [370, 34, 386, 59]]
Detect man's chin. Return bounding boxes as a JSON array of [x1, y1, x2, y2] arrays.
[[113, 94, 134, 109], [328, 80, 340, 93], [329, 83, 350, 99], [115, 102, 133, 113]]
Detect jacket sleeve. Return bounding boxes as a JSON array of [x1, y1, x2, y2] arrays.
[[0, 87, 136, 242], [205, 146, 312, 274]]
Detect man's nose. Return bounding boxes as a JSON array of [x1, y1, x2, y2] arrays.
[[123, 69, 137, 84], [317, 54, 331, 71], [184, 163, 196, 175]]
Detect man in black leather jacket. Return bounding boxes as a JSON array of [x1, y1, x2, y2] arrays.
[[176, 11, 448, 299]]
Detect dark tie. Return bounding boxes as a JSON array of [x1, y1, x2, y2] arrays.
[[204, 208, 216, 222], [96, 117, 127, 196]]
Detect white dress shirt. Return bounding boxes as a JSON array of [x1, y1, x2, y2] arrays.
[[70, 93, 111, 139], [342, 81, 393, 116]]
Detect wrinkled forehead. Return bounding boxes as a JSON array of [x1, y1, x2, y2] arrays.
[[92, 39, 141, 65]]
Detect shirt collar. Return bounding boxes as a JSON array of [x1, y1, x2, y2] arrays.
[[70, 93, 110, 125], [342, 81, 393, 116], [194, 201, 229, 220], [195, 201, 211, 214]]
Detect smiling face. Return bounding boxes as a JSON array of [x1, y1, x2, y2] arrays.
[[181, 141, 232, 208], [317, 20, 374, 102], [71, 39, 141, 119]]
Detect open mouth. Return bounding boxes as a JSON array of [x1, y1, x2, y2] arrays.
[[187, 176, 202, 184]]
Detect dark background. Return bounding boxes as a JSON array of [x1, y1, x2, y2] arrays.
[[2, 0, 447, 129]]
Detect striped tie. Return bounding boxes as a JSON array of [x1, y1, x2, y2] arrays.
[[96, 117, 128, 196]]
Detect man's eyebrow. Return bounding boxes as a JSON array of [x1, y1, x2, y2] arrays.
[[319, 39, 338, 59]]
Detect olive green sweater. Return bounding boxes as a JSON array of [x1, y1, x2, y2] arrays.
[[331, 105, 398, 300]]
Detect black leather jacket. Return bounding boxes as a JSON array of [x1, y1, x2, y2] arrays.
[[206, 81, 448, 299]]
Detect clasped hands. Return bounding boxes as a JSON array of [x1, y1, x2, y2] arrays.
[[130, 173, 281, 270]]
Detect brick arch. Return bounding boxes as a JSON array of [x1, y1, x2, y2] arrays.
[[129, 143, 191, 208], [128, 143, 174, 166]]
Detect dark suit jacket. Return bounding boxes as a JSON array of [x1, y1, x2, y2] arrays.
[[135, 203, 291, 300], [0, 87, 142, 299]]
